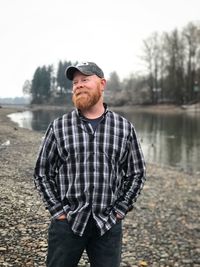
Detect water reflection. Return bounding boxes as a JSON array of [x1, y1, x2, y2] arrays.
[[30, 109, 71, 132], [122, 111, 200, 173], [8, 108, 200, 173], [8, 111, 33, 130]]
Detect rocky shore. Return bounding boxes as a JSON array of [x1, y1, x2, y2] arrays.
[[0, 107, 200, 267]]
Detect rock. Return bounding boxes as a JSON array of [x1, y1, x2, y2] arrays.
[[0, 247, 7, 252]]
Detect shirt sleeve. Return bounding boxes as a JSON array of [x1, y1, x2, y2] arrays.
[[33, 123, 65, 218], [115, 125, 146, 217]]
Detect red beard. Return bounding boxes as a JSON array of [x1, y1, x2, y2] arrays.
[[72, 87, 101, 110]]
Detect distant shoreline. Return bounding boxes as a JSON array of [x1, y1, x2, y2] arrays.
[[2, 103, 199, 115]]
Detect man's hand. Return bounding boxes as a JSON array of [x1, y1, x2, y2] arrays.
[[57, 214, 67, 220], [116, 213, 124, 220]]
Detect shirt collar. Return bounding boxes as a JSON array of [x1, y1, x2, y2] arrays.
[[75, 103, 108, 120]]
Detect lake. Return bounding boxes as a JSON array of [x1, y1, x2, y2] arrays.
[[8, 107, 200, 174]]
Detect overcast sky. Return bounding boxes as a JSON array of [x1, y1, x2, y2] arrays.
[[0, 0, 200, 98]]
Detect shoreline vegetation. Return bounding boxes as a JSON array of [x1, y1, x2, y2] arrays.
[[0, 106, 200, 266]]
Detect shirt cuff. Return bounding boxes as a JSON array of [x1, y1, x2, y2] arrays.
[[49, 202, 64, 217], [114, 201, 130, 218]]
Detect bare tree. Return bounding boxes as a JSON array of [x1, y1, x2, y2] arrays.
[[183, 22, 200, 102], [143, 33, 162, 103], [164, 29, 185, 103], [22, 80, 31, 96]]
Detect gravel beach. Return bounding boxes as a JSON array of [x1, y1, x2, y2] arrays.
[[0, 106, 200, 267]]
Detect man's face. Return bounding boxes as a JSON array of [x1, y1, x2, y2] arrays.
[[72, 71, 104, 110]]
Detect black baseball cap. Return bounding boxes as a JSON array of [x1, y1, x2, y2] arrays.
[[65, 62, 104, 80]]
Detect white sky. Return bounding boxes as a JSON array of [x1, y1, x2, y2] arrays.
[[0, 0, 200, 98]]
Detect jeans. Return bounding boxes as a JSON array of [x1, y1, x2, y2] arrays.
[[46, 216, 122, 267]]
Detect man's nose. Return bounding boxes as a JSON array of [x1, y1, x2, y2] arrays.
[[73, 81, 84, 93]]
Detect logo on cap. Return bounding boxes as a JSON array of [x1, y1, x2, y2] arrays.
[[76, 62, 89, 67]]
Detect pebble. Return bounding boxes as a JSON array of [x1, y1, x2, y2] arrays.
[[0, 247, 7, 252]]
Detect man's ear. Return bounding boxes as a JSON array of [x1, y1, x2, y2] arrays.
[[101, 78, 106, 92]]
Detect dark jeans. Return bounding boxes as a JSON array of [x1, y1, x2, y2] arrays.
[[46, 216, 122, 267]]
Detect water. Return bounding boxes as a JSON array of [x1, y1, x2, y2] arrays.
[[8, 108, 200, 173]]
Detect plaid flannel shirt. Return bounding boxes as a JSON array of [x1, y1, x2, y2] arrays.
[[34, 104, 146, 236]]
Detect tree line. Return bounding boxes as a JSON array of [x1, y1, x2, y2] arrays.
[[23, 61, 76, 105], [142, 22, 200, 104], [23, 22, 200, 106]]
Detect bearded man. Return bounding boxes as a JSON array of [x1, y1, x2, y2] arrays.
[[34, 62, 146, 267]]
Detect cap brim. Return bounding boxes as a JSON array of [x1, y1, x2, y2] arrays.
[[66, 66, 95, 80], [65, 67, 79, 80]]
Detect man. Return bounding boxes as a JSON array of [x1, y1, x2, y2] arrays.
[[34, 62, 146, 267]]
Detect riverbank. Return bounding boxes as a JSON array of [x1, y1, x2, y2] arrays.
[[28, 103, 200, 114], [0, 106, 200, 267], [112, 103, 200, 115]]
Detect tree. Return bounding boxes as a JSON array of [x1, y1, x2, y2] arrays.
[[143, 33, 161, 103], [183, 22, 200, 102], [31, 65, 52, 104], [106, 71, 121, 92], [56, 60, 74, 95], [164, 29, 185, 104], [22, 80, 31, 95], [124, 74, 151, 104]]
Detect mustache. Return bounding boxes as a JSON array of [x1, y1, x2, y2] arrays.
[[73, 90, 90, 96]]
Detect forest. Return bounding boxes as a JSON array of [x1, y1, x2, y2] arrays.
[[23, 22, 200, 106]]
